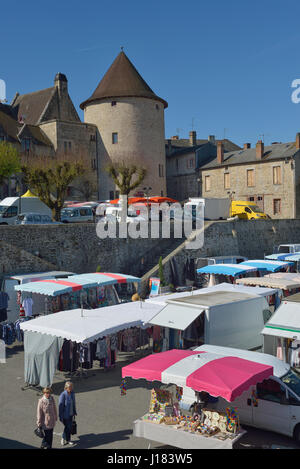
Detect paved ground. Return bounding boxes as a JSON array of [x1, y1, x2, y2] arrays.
[[0, 342, 299, 450]]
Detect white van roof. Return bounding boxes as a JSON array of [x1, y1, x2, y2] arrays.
[[166, 290, 259, 309], [8, 271, 74, 281], [195, 344, 290, 378], [0, 197, 19, 206]]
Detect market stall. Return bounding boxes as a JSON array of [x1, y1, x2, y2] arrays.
[[122, 347, 273, 449], [19, 301, 160, 388], [236, 276, 300, 297], [262, 293, 300, 366], [240, 259, 293, 273], [147, 289, 270, 352], [14, 272, 141, 316], [196, 264, 258, 286]]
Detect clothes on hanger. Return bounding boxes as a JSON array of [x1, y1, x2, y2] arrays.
[[22, 297, 34, 317]]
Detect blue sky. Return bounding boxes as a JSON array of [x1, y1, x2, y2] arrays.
[[2, 0, 300, 146]]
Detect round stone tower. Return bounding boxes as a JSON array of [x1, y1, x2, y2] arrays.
[[80, 51, 168, 200]]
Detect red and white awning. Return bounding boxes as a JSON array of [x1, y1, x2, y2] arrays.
[[122, 349, 273, 402]]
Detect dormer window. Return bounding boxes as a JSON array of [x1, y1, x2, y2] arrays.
[[111, 101, 117, 106]]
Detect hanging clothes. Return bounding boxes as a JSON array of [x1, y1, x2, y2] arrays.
[[22, 297, 34, 317]]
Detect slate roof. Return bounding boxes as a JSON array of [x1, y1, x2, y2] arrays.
[[11, 87, 56, 125], [18, 124, 53, 147], [0, 110, 19, 141], [80, 51, 168, 109], [166, 139, 241, 158], [201, 142, 299, 169]]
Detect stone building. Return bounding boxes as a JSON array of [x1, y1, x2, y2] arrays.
[[0, 73, 98, 199], [80, 51, 168, 200], [166, 131, 241, 201], [200, 135, 300, 219]]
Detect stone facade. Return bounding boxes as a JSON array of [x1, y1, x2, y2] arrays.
[[201, 153, 297, 219], [84, 97, 167, 199]]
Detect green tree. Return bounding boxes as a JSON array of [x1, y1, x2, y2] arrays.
[[0, 142, 21, 185], [106, 161, 147, 196], [106, 161, 147, 221], [22, 153, 85, 221]]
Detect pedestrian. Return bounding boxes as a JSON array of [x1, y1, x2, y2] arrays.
[[59, 381, 77, 446], [36, 387, 58, 449]]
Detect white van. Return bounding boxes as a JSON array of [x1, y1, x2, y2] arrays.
[[186, 345, 300, 443], [0, 196, 52, 225], [61, 206, 94, 223]]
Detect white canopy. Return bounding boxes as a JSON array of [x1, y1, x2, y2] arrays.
[[20, 301, 161, 343], [236, 277, 300, 290], [262, 301, 300, 340], [148, 304, 203, 330]]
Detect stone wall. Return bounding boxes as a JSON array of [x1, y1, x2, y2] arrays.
[[141, 219, 300, 292], [0, 223, 178, 277]]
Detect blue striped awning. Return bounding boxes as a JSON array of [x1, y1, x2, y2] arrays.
[[284, 254, 300, 262], [197, 264, 257, 277], [265, 253, 291, 261], [14, 278, 98, 296], [240, 260, 293, 272]]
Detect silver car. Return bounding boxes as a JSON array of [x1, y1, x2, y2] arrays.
[[15, 213, 61, 225]]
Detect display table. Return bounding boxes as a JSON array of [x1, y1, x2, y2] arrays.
[[133, 418, 246, 449]]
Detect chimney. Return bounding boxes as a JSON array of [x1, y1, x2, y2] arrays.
[[171, 135, 179, 140], [189, 131, 197, 146], [244, 143, 251, 150], [256, 140, 264, 160], [217, 141, 224, 164], [208, 135, 215, 143], [167, 139, 172, 154], [296, 133, 300, 150], [54, 73, 68, 96]]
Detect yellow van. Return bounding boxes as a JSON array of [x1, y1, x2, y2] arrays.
[[230, 201, 268, 220]]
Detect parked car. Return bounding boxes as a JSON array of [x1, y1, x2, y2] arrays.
[[61, 206, 94, 223], [14, 213, 61, 225]]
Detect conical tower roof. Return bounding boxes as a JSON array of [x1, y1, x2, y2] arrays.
[[80, 51, 168, 109]]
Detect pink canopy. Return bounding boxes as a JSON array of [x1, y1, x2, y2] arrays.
[[122, 349, 273, 402]]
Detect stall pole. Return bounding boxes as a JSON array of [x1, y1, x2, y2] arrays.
[[80, 292, 83, 318]]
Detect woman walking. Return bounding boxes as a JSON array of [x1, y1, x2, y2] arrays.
[[59, 381, 77, 446], [36, 387, 58, 449]]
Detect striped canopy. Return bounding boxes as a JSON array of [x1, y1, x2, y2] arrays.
[[197, 264, 257, 277], [122, 349, 273, 402], [240, 259, 293, 272], [15, 272, 140, 296]]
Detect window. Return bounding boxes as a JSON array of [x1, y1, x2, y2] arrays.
[[176, 159, 179, 171], [247, 169, 255, 187], [115, 191, 120, 198], [109, 191, 114, 200], [111, 101, 117, 106], [112, 132, 118, 144], [5, 206, 18, 218], [273, 199, 281, 215], [256, 379, 286, 404], [0, 135, 5, 141], [273, 166, 282, 185], [224, 173, 230, 189], [90, 134, 96, 142], [205, 175, 211, 192], [159, 164, 164, 177], [33, 215, 41, 223], [22, 138, 31, 153], [91, 159, 97, 170], [69, 142, 72, 150]]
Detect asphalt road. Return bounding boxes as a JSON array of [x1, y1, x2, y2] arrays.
[[0, 343, 298, 450]]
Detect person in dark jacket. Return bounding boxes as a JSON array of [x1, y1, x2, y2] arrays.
[[59, 381, 77, 446]]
